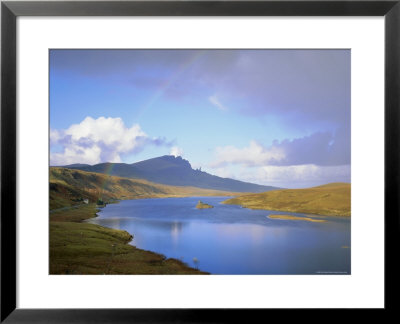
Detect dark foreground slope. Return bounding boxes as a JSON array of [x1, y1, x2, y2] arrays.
[[64, 155, 278, 193], [222, 183, 351, 217], [50, 204, 208, 274]]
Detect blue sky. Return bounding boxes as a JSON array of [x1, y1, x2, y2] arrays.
[[50, 49, 350, 188]]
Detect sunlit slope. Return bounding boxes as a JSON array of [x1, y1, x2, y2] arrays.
[[222, 183, 351, 217], [50, 167, 237, 209]]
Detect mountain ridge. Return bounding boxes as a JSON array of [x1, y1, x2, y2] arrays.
[[63, 155, 279, 193]]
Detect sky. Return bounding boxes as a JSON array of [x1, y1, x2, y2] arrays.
[[50, 49, 350, 188]]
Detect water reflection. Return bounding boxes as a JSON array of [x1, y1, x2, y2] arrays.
[[171, 221, 182, 245], [87, 197, 351, 274]]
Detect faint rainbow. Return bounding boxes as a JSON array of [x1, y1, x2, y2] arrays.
[[133, 50, 207, 121], [98, 51, 207, 200], [98, 162, 115, 200]]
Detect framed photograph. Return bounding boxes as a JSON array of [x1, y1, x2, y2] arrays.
[[1, 0, 399, 321]]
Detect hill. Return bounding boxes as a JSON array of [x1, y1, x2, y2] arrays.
[[63, 155, 279, 193], [50, 167, 237, 210], [222, 182, 351, 217]]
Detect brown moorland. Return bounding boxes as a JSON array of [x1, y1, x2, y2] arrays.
[[50, 167, 240, 209], [222, 183, 351, 217]]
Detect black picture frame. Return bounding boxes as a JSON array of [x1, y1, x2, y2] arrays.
[[1, 0, 399, 322]]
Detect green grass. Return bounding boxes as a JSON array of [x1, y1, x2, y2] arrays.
[[50, 204, 99, 222], [50, 204, 208, 275], [223, 183, 351, 217]]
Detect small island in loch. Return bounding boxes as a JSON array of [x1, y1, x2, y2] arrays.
[[196, 201, 214, 209]]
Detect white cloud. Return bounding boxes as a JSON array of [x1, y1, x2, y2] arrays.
[[217, 164, 351, 188], [50, 116, 166, 165], [207, 137, 351, 188], [170, 146, 183, 157], [50, 129, 62, 145], [207, 167, 237, 180], [208, 94, 227, 111], [210, 140, 285, 168], [258, 164, 350, 187], [209, 129, 350, 169]]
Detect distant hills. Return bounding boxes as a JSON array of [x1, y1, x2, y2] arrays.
[[222, 182, 351, 217], [63, 155, 279, 193], [50, 167, 238, 210]]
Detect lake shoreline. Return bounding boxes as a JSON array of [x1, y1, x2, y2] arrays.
[[50, 203, 209, 274], [222, 200, 350, 217], [268, 214, 327, 223], [91, 196, 350, 274], [50, 195, 350, 274], [222, 200, 350, 218]]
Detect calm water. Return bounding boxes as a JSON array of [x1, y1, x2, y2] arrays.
[[86, 197, 350, 274]]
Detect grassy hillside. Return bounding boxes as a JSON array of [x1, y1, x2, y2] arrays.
[[222, 183, 351, 217], [50, 167, 238, 210], [50, 205, 208, 274]]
